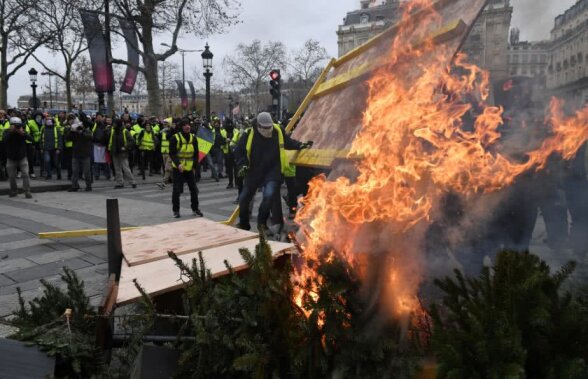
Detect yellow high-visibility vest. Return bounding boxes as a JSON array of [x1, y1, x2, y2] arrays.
[[172, 133, 195, 171], [245, 124, 288, 175], [139, 130, 154, 151], [161, 132, 170, 154]]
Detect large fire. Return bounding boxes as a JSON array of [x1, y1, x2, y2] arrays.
[[293, 0, 588, 322]]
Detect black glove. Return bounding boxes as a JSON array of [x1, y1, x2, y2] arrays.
[[300, 141, 314, 149], [237, 165, 249, 178]]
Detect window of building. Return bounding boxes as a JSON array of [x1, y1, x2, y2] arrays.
[[360, 13, 369, 24], [512, 54, 519, 63], [540, 55, 547, 63], [522, 55, 529, 63], [531, 54, 538, 63]]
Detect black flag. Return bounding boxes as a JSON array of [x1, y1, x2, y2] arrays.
[[176, 80, 188, 109], [187, 81, 196, 111], [80, 10, 114, 93], [118, 18, 140, 94]]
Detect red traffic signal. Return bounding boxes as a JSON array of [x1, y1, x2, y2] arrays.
[[269, 69, 281, 81]]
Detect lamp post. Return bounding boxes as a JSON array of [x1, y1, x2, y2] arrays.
[[201, 43, 213, 121], [161, 43, 202, 114], [228, 95, 233, 119], [28, 68, 39, 110], [41, 72, 55, 108]]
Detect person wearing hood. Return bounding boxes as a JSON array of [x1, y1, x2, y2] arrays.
[[157, 119, 177, 189], [233, 112, 312, 232], [40, 115, 63, 180], [169, 118, 202, 218], [65, 116, 93, 192], [108, 119, 136, 189], [4, 117, 33, 198], [0, 109, 10, 180]]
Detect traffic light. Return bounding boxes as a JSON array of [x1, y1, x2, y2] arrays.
[[269, 69, 281, 119]]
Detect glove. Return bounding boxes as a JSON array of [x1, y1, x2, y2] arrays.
[[301, 141, 314, 149], [237, 165, 249, 178]]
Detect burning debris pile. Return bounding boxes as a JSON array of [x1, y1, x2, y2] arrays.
[[294, 0, 588, 328]]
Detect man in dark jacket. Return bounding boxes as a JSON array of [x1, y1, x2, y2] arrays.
[[233, 112, 311, 232], [65, 119, 93, 192], [40, 116, 63, 180], [108, 119, 136, 189], [4, 117, 33, 198], [169, 118, 202, 218]]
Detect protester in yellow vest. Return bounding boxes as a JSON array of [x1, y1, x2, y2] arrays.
[[233, 112, 312, 233], [157, 119, 176, 189], [25, 112, 43, 178], [169, 118, 202, 218], [137, 124, 158, 177]]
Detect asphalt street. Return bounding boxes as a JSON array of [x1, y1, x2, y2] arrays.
[[0, 174, 245, 321]]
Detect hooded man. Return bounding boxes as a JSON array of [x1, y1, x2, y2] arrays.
[[108, 119, 136, 189], [65, 117, 93, 192], [40, 115, 63, 180], [4, 117, 33, 198], [233, 112, 312, 232]]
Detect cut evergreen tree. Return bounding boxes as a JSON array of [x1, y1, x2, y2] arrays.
[[430, 250, 588, 379]]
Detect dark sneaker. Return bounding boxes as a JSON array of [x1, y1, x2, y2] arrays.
[[156, 183, 165, 190], [67, 187, 79, 192], [45, 176, 51, 180], [85, 187, 92, 192], [132, 184, 137, 188], [236, 223, 251, 231], [57, 175, 62, 180], [226, 184, 234, 189], [114, 185, 124, 189], [9, 192, 17, 198], [215, 177, 220, 182], [173, 212, 180, 218], [25, 193, 32, 199], [192, 209, 203, 217]]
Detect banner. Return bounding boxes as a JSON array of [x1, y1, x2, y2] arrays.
[[196, 126, 214, 162], [187, 81, 196, 111], [176, 80, 188, 109], [118, 18, 140, 94], [80, 10, 114, 93]]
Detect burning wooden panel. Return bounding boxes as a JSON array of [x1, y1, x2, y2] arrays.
[[290, 0, 489, 168]]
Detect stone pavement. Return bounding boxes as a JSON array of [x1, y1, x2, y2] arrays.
[[0, 174, 245, 321]]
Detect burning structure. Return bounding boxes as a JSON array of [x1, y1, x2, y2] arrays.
[[288, 0, 588, 322]]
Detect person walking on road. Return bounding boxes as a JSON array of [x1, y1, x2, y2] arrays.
[[169, 118, 203, 218], [65, 118, 93, 192], [108, 119, 137, 189], [3, 117, 33, 198], [233, 112, 312, 232]]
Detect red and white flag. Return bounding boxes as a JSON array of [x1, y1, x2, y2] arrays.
[[232, 104, 240, 117]]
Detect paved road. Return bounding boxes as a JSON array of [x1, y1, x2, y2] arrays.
[[0, 175, 244, 319]]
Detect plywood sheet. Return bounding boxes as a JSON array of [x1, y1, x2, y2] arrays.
[[290, 0, 488, 167], [116, 238, 296, 305], [122, 218, 259, 266]]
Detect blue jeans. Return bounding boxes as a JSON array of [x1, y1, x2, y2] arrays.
[[239, 179, 280, 228], [43, 150, 61, 178]]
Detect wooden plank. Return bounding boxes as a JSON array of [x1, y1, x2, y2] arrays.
[[122, 217, 259, 266], [38, 227, 140, 239], [314, 20, 466, 99], [116, 238, 296, 306], [107, 199, 124, 281]]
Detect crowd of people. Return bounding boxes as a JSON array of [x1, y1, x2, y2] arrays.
[[0, 108, 313, 232]]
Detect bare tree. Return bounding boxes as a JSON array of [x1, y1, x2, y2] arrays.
[[110, 0, 240, 115], [290, 39, 329, 91], [32, 0, 91, 111], [0, 0, 54, 108], [71, 54, 94, 107], [223, 40, 287, 112], [160, 60, 181, 100]]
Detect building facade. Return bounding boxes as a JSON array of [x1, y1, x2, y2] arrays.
[[507, 38, 550, 79], [336, 0, 401, 57], [547, 0, 588, 104], [461, 0, 513, 82]]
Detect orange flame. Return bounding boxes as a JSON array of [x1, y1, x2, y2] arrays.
[[293, 0, 588, 322]]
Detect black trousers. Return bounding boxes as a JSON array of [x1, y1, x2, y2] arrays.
[[172, 169, 199, 213], [26, 144, 35, 174], [62, 147, 73, 178], [139, 150, 154, 174], [225, 153, 235, 185]]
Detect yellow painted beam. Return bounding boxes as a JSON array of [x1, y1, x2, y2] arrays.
[[316, 20, 466, 99], [38, 227, 140, 239], [220, 206, 240, 226], [285, 58, 336, 134]]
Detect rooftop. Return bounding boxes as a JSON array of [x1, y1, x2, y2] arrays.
[[342, 0, 401, 26]]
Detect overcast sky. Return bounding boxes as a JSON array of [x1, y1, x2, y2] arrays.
[[7, 0, 579, 106]]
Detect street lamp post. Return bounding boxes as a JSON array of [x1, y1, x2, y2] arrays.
[[228, 95, 233, 119], [41, 72, 54, 108], [28, 68, 38, 111], [201, 43, 213, 122], [160, 43, 202, 114]]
